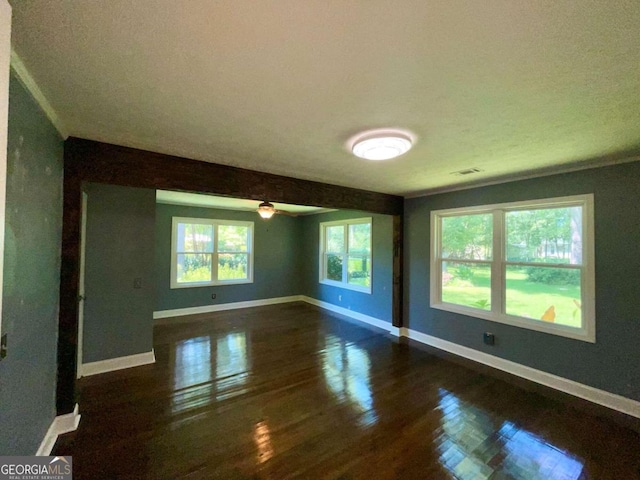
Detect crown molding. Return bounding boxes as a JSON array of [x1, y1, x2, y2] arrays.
[[405, 155, 640, 199], [9, 48, 68, 139]]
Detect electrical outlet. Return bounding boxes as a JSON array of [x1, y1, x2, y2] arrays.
[[211, 293, 217, 299], [133, 277, 143, 289], [483, 332, 495, 346], [1, 334, 7, 360]]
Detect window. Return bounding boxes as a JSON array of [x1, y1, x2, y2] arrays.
[[320, 218, 372, 293], [171, 217, 254, 288], [431, 195, 595, 342]]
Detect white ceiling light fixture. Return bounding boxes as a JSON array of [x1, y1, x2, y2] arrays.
[[349, 128, 415, 161], [257, 201, 276, 219]]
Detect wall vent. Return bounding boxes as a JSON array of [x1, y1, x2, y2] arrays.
[[451, 167, 482, 176]]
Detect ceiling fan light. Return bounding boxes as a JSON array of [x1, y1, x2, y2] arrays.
[[257, 201, 276, 219], [349, 128, 414, 161]]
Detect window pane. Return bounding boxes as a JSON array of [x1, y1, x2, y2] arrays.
[[441, 214, 492, 260], [218, 253, 248, 280], [348, 223, 371, 254], [218, 225, 248, 252], [347, 255, 371, 287], [441, 261, 491, 310], [506, 206, 582, 264], [505, 266, 582, 328], [177, 253, 212, 283], [326, 226, 345, 253], [326, 254, 343, 281], [177, 223, 213, 252]]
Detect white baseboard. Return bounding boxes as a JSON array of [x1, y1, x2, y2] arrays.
[[300, 296, 400, 336], [154, 295, 304, 320], [402, 327, 640, 419], [153, 294, 400, 336], [36, 404, 81, 456], [80, 349, 156, 377]]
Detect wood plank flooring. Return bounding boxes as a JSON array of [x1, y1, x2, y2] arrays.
[[54, 302, 640, 479]]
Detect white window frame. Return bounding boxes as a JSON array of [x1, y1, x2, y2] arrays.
[[319, 217, 372, 294], [171, 217, 254, 288], [430, 194, 595, 343]]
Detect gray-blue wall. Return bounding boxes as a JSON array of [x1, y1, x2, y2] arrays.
[[155, 204, 302, 311], [83, 183, 156, 363], [405, 161, 640, 401], [0, 72, 63, 454], [300, 210, 393, 322]]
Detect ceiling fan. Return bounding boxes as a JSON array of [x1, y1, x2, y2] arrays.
[[257, 201, 297, 219]]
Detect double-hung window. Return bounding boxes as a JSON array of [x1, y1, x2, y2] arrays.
[[320, 218, 372, 293], [171, 217, 254, 288], [431, 194, 595, 342]]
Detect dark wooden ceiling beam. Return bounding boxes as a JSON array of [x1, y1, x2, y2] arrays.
[[65, 137, 403, 215]]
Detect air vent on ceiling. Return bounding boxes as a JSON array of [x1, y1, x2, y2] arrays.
[[451, 167, 482, 176]]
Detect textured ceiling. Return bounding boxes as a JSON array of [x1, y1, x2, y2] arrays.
[[9, 0, 640, 196]]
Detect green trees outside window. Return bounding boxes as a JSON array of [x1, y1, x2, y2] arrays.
[[172, 218, 253, 287], [432, 195, 594, 342], [321, 218, 372, 292]]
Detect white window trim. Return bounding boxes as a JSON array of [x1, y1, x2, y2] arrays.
[[171, 216, 254, 289], [319, 217, 372, 294], [430, 194, 595, 343]]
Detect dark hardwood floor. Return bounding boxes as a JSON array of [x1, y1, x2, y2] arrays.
[[54, 302, 640, 479]]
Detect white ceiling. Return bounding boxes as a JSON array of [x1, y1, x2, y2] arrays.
[[156, 190, 330, 215], [9, 0, 640, 196]]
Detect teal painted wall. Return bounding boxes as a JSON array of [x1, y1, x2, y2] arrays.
[[0, 72, 63, 454], [405, 161, 640, 401], [155, 204, 302, 311], [83, 183, 156, 363], [299, 210, 393, 323]]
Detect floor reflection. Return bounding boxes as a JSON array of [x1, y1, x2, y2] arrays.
[[437, 389, 585, 480], [174, 336, 212, 390], [171, 336, 214, 414], [253, 421, 274, 465], [215, 331, 250, 401], [322, 334, 377, 427], [171, 332, 250, 413]]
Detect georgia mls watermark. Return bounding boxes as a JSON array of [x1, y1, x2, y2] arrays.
[[0, 456, 72, 480]]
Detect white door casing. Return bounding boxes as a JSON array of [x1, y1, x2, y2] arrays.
[[0, 0, 12, 333], [77, 192, 88, 377]]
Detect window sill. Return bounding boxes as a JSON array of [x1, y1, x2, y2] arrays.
[[430, 302, 595, 343], [320, 279, 371, 294], [171, 279, 254, 289]]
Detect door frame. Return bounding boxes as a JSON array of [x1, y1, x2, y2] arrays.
[[76, 191, 88, 378], [0, 0, 11, 334]]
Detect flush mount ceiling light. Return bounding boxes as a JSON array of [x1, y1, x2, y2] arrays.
[[257, 201, 276, 219], [349, 128, 415, 161]]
